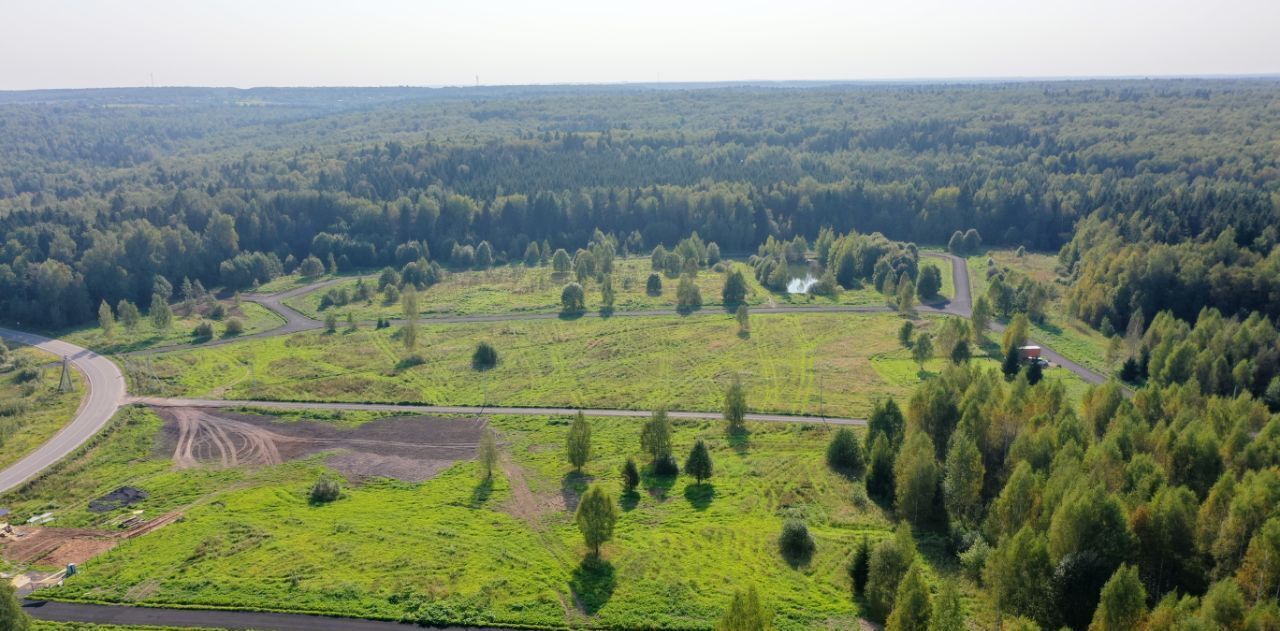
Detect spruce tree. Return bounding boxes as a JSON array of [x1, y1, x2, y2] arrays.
[[621, 458, 640, 493], [685, 439, 713, 484]]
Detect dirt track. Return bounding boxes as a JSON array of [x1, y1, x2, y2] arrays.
[[154, 407, 486, 482]]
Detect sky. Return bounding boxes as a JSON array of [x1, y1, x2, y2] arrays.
[[3, 0, 1278, 90]]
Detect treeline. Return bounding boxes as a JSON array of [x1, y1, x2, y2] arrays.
[[1064, 217, 1280, 333], [849, 361, 1280, 629], [1, 81, 1277, 326]]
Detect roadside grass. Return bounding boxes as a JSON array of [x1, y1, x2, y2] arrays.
[[9, 406, 889, 629], [0, 345, 86, 470], [58, 301, 283, 355], [282, 258, 899, 321], [140, 312, 959, 418], [967, 250, 1115, 374]]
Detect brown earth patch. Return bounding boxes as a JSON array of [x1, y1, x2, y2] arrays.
[[152, 406, 485, 482], [1, 511, 182, 567]]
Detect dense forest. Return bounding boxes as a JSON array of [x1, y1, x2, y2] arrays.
[[0, 81, 1277, 332]]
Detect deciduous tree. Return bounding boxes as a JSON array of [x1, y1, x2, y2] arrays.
[[575, 485, 618, 556], [567, 411, 592, 473]]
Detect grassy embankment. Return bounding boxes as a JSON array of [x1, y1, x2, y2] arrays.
[[967, 249, 1114, 375], [0, 345, 86, 470], [134, 310, 1084, 418]]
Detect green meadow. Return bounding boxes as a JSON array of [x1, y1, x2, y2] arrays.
[[129, 311, 1082, 419], [0, 345, 86, 470], [8, 406, 898, 630], [280, 257, 947, 321], [59, 300, 283, 355]]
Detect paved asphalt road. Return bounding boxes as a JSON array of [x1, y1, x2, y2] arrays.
[[0, 327, 126, 494], [22, 600, 519, 631], [133, 396, 867, 426]]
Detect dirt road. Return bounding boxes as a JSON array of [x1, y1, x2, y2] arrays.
[[134, 397, 867, 426]]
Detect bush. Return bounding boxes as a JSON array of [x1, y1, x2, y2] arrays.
[[472, 342, 498, 370], [223, 318, 244, 336], [959, 537, 991, 583], [208, 303, 227, 320], [652, 453, 679, 476], [645, 273, 662, 296], [826, 428, 865, 476], [561, 282, 585, 313], [779, 518, 816, 563], [192, 321, 214, 339], [309, 476, 341, 503]]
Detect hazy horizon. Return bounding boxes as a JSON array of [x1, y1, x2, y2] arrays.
[[4, 0, 1279, 91]]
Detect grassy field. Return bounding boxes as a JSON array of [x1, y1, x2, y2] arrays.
[[0, 345, 86, 470], [6, 405, 897, 629], [280, 258, 940, 321], [968, 250, 1115, 374], [58, 301, 283, 355], [135, 312, 1044, 418]]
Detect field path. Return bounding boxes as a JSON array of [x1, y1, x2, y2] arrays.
[[132, 396, 868, 426]]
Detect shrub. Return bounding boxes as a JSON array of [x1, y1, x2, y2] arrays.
[[561, 282, 585, 313], [472, 342, 498, 370], [779, 518, 816, 563], [645, 273, 662, 296], [652, 453, 679, 476], [192, 321, 214, 339], [309, 476, 341, 503], [208, 303, 227, 320], [826, 428, 865, 476], [223, 318, 244, 336]]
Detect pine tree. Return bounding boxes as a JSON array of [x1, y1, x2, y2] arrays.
[[723, 375, 748, 433], [1002, 346, 1021, 380], [621, 458, 640, 493], [716, 586, 772, 631], [886, 562, 931, 631], [566, 411, 592, 473], [685, 439, 713, 484], [575, 485, 618, 556], [850, 535, 871, 596]]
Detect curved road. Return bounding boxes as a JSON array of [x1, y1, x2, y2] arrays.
[[0, 327, 126, 494]]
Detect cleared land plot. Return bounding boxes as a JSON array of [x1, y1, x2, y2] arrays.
[[59, 301, 283, 355], [137, 312, 996, 418], [283, 258, 903, 321], [155, 406, 484, 482], [0, 345, 86, 470], [968, 249, 1114, 374], [5, 406, 898, 630]]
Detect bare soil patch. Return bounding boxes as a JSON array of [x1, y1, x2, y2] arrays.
[[152, 406, 485, 482], [1, 511, 181, 567]]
